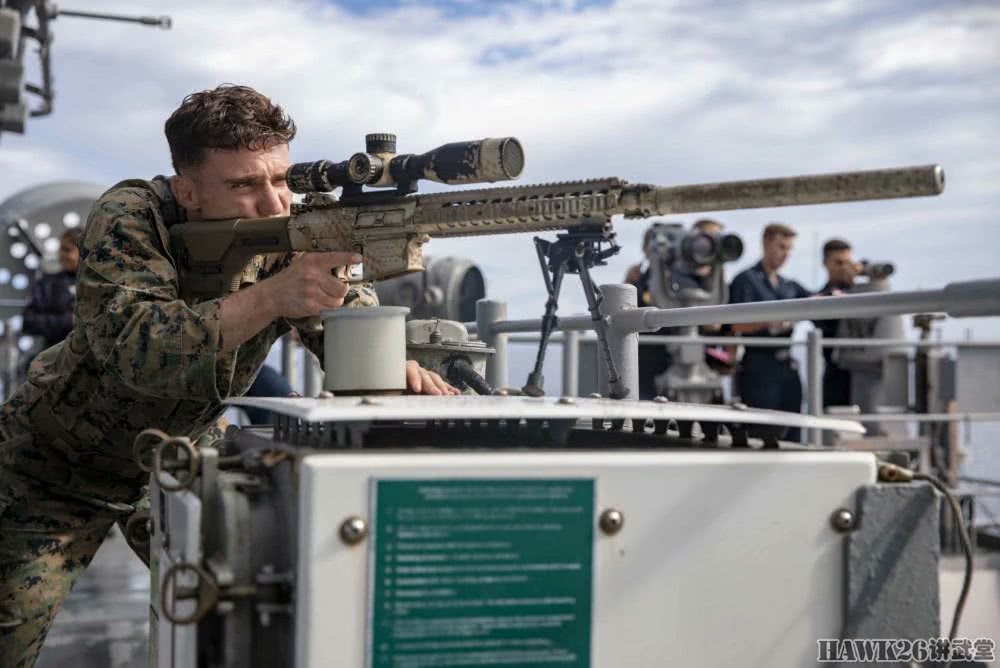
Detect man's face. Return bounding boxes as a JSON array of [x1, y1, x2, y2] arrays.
[[58, 237, 79, 273], [762, 233, 794, 271], [173, 143, 292, 220], [824, 248, 857, 287]]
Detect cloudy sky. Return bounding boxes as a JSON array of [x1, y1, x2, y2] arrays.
[[2, 0, 998, 336]]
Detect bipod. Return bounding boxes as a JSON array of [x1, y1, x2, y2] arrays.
[[523, 220, 630, 399]]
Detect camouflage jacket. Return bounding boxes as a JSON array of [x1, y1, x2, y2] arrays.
[[0, 177, 374, 504]]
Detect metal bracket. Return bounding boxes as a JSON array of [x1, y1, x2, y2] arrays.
[[123, 510, 151, 553], [134, 428, 201, 492], [162, 560, 293, 627], [161, 561, 223, 626]]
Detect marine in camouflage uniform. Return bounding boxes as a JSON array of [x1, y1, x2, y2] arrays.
[[0, 176, 376, 666]]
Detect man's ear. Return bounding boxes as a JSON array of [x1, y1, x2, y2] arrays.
[[171, 173, 200, 211]]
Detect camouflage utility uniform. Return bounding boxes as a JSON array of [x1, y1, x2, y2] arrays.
[[0, 178, 374, 666]]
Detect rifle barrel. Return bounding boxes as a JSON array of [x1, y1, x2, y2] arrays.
[[648, 164, 943, 215], [55, 9, 172, 29]]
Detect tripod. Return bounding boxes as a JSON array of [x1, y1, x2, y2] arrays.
[[523, 221, 629, 399]]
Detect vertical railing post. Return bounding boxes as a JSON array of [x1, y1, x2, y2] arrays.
[[0, 320, 10, 401], [561, 330, 580, 397], [477, 299, 508, 389], [598, 284, 639, 400], [281, 332, 298, 391], [303, 353, 321, 398], [806, 328, 824, 446]]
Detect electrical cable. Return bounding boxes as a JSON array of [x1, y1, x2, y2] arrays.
[[912, 472, 973, 645], [445, 358, 493, 395], [879, 462, 973, 660]]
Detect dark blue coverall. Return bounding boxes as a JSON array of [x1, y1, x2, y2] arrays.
[[242, 364, 294, 425], [813, 282, 852, 409], [22, 270, 76, 349], [729, 261, 811, 441]]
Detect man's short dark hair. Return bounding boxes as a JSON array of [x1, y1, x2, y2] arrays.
[[762, 222, 796, 241], [822, 238, 852, 260], [165, 84, 296, 173]]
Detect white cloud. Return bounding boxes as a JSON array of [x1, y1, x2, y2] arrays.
[[852, 6, 1000, 81], [2, 0, 998, 340], [0, 144, 80, 194]]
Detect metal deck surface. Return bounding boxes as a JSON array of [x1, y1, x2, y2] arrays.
[[37, 527, 149, 668]]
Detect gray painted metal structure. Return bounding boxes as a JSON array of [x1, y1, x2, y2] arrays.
[[0, 180, 104, 317], [843, 483, 941, 639], [806, 329, 824, 446], [476, 299, 509, 388], [594, 283, 639, 401], [562, 329, 580, 398]]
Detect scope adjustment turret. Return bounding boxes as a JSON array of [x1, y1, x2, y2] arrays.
[[365, 133, 397, 154]]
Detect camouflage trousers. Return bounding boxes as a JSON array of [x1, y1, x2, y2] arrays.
[[0, 416, 148, 668]]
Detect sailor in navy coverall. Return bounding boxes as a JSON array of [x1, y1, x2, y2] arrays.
[[728, 224, 811, 441]]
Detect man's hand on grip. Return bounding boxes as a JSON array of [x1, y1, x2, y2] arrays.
[[265, 252, 362, 319]]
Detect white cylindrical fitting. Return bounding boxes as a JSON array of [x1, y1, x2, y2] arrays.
[[321, 306, 409, 393]]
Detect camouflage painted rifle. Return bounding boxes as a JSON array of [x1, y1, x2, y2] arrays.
[[169, 133, 944, 300]]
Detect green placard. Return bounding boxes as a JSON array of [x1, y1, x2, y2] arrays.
[[369, 478, 594, 667]]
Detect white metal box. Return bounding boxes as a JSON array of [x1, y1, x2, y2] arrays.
[[297, 450, 876, 667]]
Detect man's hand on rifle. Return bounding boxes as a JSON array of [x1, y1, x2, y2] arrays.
[[256, 252, 458, 395], [219, 252, 359, 353], [263, 251, 359, 318]]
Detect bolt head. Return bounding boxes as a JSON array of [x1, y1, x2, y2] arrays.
[[318, 390, 334, 399], [653, 396, 668, 403], [599, 508, 625, 535], [587, 393, 603, 399], [830, 508, 855, 533], [558, 396, 575, 405], [339, 516, 369, 545]]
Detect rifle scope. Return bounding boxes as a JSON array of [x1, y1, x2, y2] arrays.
[[286, 134, 524, 194]]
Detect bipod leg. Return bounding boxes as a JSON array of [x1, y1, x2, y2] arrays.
[[524, 239, 565, 397], [576, 246, 629, 399]]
